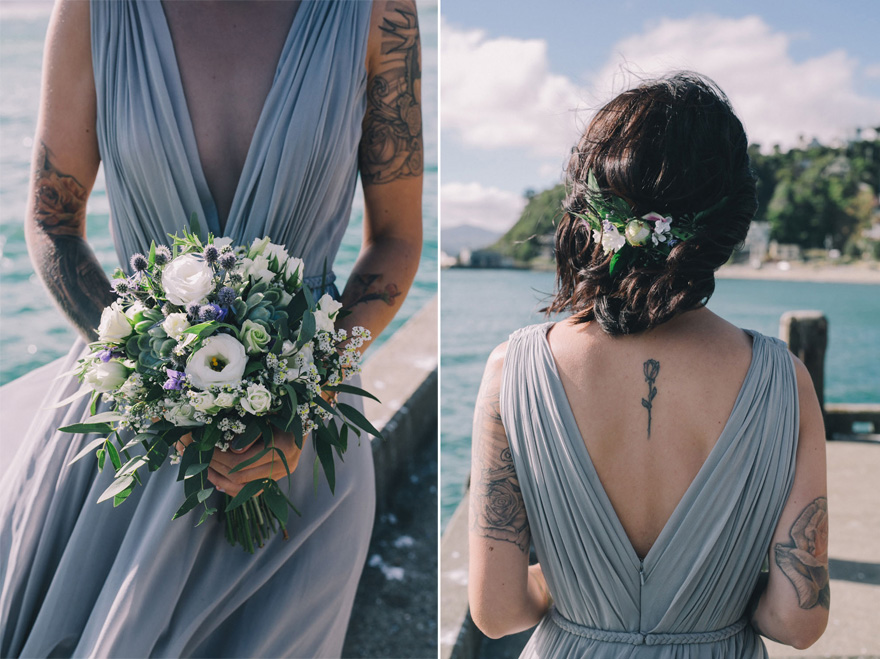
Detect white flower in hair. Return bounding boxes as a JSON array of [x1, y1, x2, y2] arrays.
[[643, 212, 673, 246], [597, 220, 625, 255]]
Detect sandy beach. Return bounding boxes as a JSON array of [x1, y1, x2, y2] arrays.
[[717, 261, 880, 285]]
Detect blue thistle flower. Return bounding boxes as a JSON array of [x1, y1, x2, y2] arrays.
[[198, 304, 220, 322], [219, 252, 237, 270], [130, 253, 148, 272], [186, 302, 201, 321], [203, 245, 219, 264], [112, 280, 129, 295], [217, 286, 236, 306], [154, 245, 172, 265]]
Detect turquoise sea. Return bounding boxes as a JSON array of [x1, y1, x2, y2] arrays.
[[440, 268, 880, 526], [0, 1, 439, 386]]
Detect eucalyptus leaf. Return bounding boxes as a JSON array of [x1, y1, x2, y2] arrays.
[[228, 446, 271, 474], [224, 479, 268, 512], [97, 475, 136, 503], [315, 439, 336, 494], [337, 403, 383, 439], [185, 462, 210, 479], [325, 383, 381, 403], [58, 422, 114, 435], [106, 442, 121, 471], [47, 386, 91, 410], [69, 436, 108, 465], [172, 491, 201, 520]]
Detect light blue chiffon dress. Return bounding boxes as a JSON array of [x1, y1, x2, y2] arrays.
[[0, 2, 376, 656], [500, 323, 799, 657]]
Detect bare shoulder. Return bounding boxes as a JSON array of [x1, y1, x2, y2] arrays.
[[486, 341, 509, 371]]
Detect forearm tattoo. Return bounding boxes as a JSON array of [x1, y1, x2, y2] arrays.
[[359, 0, 422, 185], [774, 496, 830, 610], [641, 359, 660, 438], [470, 364, 530, 554], [345, 273, 401, 309], [30, 142, 113, 340]]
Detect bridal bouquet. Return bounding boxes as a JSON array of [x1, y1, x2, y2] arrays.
[[59, 222, 380, 552]]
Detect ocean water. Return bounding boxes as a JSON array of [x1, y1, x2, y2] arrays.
[[440, 268, 880, 526], [0, 1, 439, 386]]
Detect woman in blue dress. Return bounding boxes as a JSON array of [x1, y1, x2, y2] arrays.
[[467, 73, 829, 656], [1, 1, 424, 656]]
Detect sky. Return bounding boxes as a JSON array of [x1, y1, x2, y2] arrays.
[[440, 0, 880, 234]]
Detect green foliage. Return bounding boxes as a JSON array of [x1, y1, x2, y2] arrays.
[[492, 185, 566, 262]]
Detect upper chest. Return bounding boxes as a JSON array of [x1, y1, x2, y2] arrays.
[[160, 1, 301, 160]]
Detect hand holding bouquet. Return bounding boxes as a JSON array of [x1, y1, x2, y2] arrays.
[[59, 221, 380, 552]]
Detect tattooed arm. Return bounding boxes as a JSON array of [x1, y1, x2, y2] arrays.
[[338, 0, 423, 349], [751, 357, 829, 649], [468, 344, 551, 639], [25, 0, 112, 343]]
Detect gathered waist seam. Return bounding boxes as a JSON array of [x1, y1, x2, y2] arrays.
[[548, 608, 749, 646]]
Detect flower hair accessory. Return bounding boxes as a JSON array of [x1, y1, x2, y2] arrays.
[[570, 170, 726, 276]]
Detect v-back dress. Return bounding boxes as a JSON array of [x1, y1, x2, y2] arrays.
[[500, 323, 799, 657], [0, 2, 375, 657]]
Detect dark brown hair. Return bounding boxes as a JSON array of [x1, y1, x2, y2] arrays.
[[545, 72, 757, 335]]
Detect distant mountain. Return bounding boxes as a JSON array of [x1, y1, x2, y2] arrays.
[[441, 224, 502, 256]]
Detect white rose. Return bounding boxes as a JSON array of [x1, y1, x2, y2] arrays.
[[163, 400, 203, 427], [84, 359, 130, 393], [214, 391, 239, 408], [240, 383, 273, 415], [284, 257, 304, 282], [313, 294, 343, 333], [97, 302, 132, 342], [162, 313, 191, 340], [189, 391, 217, 413], [161, 254, 215, 307], [248, 236, 271, 258], [185, 334, 248, 390], [241, 255, 274, 285], [240, 319, 271, 354]]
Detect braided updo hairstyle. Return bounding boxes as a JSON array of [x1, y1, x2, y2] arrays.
[[545, 72, 757, 335]]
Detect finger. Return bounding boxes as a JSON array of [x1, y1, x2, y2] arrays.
[[230, 438, 259, 454], [207, 467, 242, 497], [227, 450, 302, 484], [209, 441, 266, 473]]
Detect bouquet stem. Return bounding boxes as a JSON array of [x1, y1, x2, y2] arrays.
[[223, 494, 287, 553]]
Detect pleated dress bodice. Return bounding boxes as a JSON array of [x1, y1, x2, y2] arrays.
[[91, 0, 370, 282], [500, 323, 799, 657]]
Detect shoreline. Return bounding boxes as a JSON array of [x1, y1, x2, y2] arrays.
[[716, 262, 880, 285]]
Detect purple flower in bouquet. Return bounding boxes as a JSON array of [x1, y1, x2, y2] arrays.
[[163, 368, 186, 390]]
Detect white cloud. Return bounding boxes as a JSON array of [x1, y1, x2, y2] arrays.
[[441, 182, 527, 232], [591, 15, 880, 150], [441, 19, 584, 157], [443, 15, 880, 162]]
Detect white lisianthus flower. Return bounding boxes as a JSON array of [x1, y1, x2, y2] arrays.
[[161, 254, 214, 306], [185, 334, 248, 390], [240, 383, 273, 415], [97, 302, 132, 342], [189, 390, 219, 413], [163, 400, 203, 427], [644, 212, 673, 246], [240, 319, 271, 354], [248, 236, 271, 258], [313, 294, 343, 333], [162, 313, 191, 340], [280, 339, 298, 357], [241, 255, 274, 285], [214, 391, 239, 408], [84, 359, 130, 393]]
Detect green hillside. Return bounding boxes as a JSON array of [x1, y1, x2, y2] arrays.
[[491, 185, 565, 263]]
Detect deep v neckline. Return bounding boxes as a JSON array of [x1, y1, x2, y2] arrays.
[[537, 322, 760, 572], [152, 0, 307, 236]]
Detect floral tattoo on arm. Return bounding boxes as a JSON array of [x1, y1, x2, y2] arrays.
[[641, 359, 660, 439], [346, 273, 401, 309], [359, 0, 422, 185], [30, 142, 114, 340], [774, 496, 830, 610], [470, 363, 530, 554]]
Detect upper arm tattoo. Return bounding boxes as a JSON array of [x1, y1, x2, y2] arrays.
[[29, 142, 113, 340], [774, 496, 830, 610], [359, 0, 422, 185], [470, 361, 530, 554], [344, 273, 401, 309]]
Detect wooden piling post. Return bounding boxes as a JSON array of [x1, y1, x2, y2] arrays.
[[779, 311, 828, 411]]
